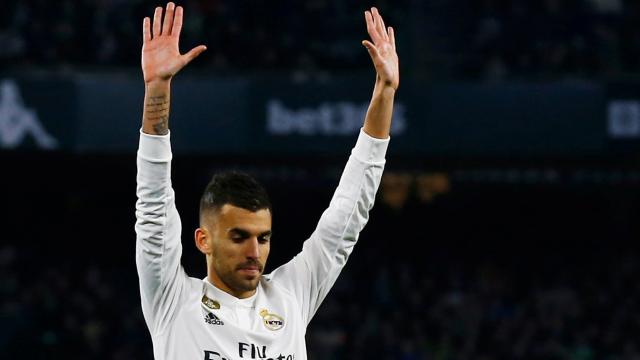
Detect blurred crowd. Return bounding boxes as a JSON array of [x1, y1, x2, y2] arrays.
[[309, 254, 640, 360], [459, 0, 640, 81], [304, 172, 640, 360], [0, 0, 408, 76], [1, 249, 150, 359], [309, 202, 640, 360], [2, 0, 640, 80]]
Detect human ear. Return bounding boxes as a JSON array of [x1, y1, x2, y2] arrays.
[[194, 227, 212, 255]]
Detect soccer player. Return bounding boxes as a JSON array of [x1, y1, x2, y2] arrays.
[[135, 2, 399, 359]]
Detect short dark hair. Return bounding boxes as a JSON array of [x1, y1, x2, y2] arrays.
[[199, 171, 271, 224]]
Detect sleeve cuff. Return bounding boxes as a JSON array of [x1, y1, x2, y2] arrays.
[[137, 129, 172, 162], [351, 128, 390, 164]]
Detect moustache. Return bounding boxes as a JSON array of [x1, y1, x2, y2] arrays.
[[236, 260, 263, 272]]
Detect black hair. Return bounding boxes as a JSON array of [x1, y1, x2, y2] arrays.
[[199, 171, 272, 224]]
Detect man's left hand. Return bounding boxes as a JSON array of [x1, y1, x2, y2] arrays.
[[362, 7, 399, 91]]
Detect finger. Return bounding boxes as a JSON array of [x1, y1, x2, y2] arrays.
[[388, 26, 396, 50], [364, 10, 374, 34], [162, 2, 175, 35], [152, 6, 162, 38], [362, 40, 380, 60], [365, 10, 382, 43], [182, 45, 207, 65], [372, 7, 389, 41], [173, 6, 184, 37], [143, 17, 151, 42], [368, 8, 385, 43]]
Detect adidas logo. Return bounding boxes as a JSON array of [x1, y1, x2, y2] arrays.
[[204, 312, 224, 326]]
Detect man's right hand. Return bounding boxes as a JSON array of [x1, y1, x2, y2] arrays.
[[141, 2, 206, 84]]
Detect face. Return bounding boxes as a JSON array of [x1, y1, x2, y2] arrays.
[[197, 204, 272, 299]]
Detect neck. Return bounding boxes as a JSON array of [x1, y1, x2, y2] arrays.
[[207, 271, 257, 299]]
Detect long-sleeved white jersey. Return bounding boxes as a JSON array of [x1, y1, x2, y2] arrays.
[[135, 128, 389, 360]]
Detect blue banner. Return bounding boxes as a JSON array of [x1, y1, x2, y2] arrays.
[[0, 73, 627, 158]]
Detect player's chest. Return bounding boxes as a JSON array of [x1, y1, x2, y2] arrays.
[[172, 295, 302, 359]]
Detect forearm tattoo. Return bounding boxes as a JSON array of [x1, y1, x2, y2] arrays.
[[144, 95, 170, 135]]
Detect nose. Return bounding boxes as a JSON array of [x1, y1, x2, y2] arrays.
[[245, 237, 260, 259]]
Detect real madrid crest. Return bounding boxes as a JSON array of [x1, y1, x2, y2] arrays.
[[259, 309, 285, 331], [202, 295, 221, 310]]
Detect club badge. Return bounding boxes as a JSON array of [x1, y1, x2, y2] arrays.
[[259, 309, 285, 331], [202, 295, 221, 310]]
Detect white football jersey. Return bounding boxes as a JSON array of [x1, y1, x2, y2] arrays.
[[135, 129, 389, 360]]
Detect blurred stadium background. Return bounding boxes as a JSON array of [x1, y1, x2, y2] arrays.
[[2, 0, 640, 359]]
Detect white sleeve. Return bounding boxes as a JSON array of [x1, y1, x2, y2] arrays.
[[134, 130, 188, 336], [269, 128, 389, 325]]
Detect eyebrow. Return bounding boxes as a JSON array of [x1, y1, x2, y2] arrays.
[[228, 228, 272, 238]]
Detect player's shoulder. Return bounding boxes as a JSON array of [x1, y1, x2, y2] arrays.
[[259, 273, 296, 299]]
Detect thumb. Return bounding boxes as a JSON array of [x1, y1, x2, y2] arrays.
[[182, 45, 207, 65], [362, 40, 379, 60]]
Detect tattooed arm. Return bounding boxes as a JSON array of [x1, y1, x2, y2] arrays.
[[136, 3, 207, 336], [142, 83, 171, 135], [140, 2, 206, 134]]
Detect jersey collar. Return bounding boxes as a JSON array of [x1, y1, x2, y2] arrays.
[[202, 277, 261, 309]]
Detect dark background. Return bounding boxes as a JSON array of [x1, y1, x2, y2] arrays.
[[2, 1, 640, 359]]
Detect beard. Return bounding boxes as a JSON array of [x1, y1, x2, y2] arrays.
[[216, 260, 263, 294]]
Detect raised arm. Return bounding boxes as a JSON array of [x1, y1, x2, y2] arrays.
[[268, 8, 397, 324], [362, 7, 399, 139], [135, 2, 205, 336], [141, 2, 206, 135]]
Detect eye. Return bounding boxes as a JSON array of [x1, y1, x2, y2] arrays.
[[258, 235, 271, 244], [230, 234, 247, 242]]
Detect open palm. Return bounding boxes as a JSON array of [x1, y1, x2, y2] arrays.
[[362, 8, 399, 91], [141, 2, 206, 83]]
